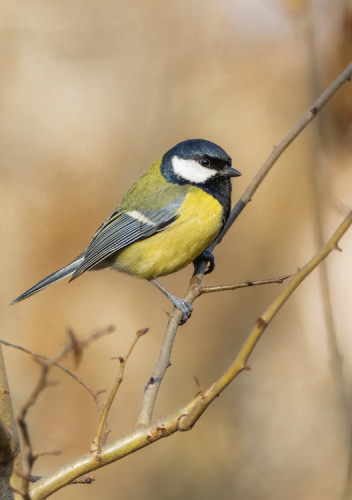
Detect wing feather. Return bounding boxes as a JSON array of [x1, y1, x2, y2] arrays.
[[71, 196, 185, 279]]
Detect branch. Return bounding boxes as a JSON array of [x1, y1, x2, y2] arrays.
[[136, 60, 352, 427], [0, 325, 115, 415], [212, 60, 352, 249], [91, 328, 148, 457], [30, 474, 95, 485], [30, 210, 352, 500], [136, 277, 291, 426], [179, 210, 352, 426], [199, 274, 292, 294], [2, 326, 114, 498], [0, 345, 25, 498]]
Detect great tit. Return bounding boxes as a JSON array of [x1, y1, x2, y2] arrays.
[[11, 139, 241, 322]]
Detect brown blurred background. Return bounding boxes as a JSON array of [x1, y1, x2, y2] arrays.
[[1, 0, 352, 499]]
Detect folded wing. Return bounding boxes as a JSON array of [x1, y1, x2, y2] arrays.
[[70, 196, 185, 279]]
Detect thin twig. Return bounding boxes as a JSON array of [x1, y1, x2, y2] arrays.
[[302, 14, 352, 500], [9, 325, 114, 498], [136, 61, 352, 427], [0, 339, 106, 409], [30, 210, 352, 500], [136, 312, 184, 427], [199, 274, 292, 294], [91, 328, 148, 458], [0, 324, 115, 414], [211, 61, 352, 249], [17, 330, 85, 497], [178, 210, 352, 428]]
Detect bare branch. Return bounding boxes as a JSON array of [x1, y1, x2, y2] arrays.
[[210, 60, 352, 252], [136, 311, 183, 427], [0, 345, 26, 497], [178, 211, 352, 429], [1, 326, 114, 497], [30, 209, 352, 500], [0, 325, 115, 415], [30, 473, 95, 485], [199, 274, 292, 294], [91, 328, 148, 458], [137, 61, 352, 427]]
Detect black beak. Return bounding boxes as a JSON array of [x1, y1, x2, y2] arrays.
[[223, 166, 241, 178]]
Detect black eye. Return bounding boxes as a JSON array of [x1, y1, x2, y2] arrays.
[[199, 158, 210, 167]]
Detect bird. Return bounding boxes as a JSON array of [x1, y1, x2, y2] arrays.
[[11, 139, 241, 323]]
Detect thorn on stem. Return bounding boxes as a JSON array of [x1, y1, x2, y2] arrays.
[[29, 475, 42, 483], [335, 243, 343, 252], [74, 474, 95, 484], [193, 375, 202, 392]]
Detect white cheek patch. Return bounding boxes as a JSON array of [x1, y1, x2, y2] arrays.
[[126, 210, 156, 226], [172, 155, 217, 183]]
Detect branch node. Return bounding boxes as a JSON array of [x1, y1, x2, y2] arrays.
[[71, 474, 95, 484], [155, 424, 168, 437], [177, 412, 195, 432], [137, 328, 149, 337], [256, 317, 268, 328]]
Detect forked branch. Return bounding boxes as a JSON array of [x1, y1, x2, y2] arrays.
[[136, 60, 352, 427], [31, 208, 352, 500]]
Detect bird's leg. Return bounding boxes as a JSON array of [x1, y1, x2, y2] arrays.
[[149, 279, 192, 325], [193, 249, 215, 275]]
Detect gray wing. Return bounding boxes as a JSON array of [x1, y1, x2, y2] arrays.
[[70, 196, 185, 279]]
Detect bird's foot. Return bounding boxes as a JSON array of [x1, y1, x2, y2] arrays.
[[193, 250, 215, 275], [170, 296, 193, 325], [149, 279, 193, 325]]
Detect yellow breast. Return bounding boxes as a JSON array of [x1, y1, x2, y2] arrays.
[[112, 188, 223, 280]]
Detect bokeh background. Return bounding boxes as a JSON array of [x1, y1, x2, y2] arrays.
[[1, 1, 352, 499]]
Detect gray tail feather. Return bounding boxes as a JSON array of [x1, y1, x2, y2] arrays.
[[10, 253, 85, 305]]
